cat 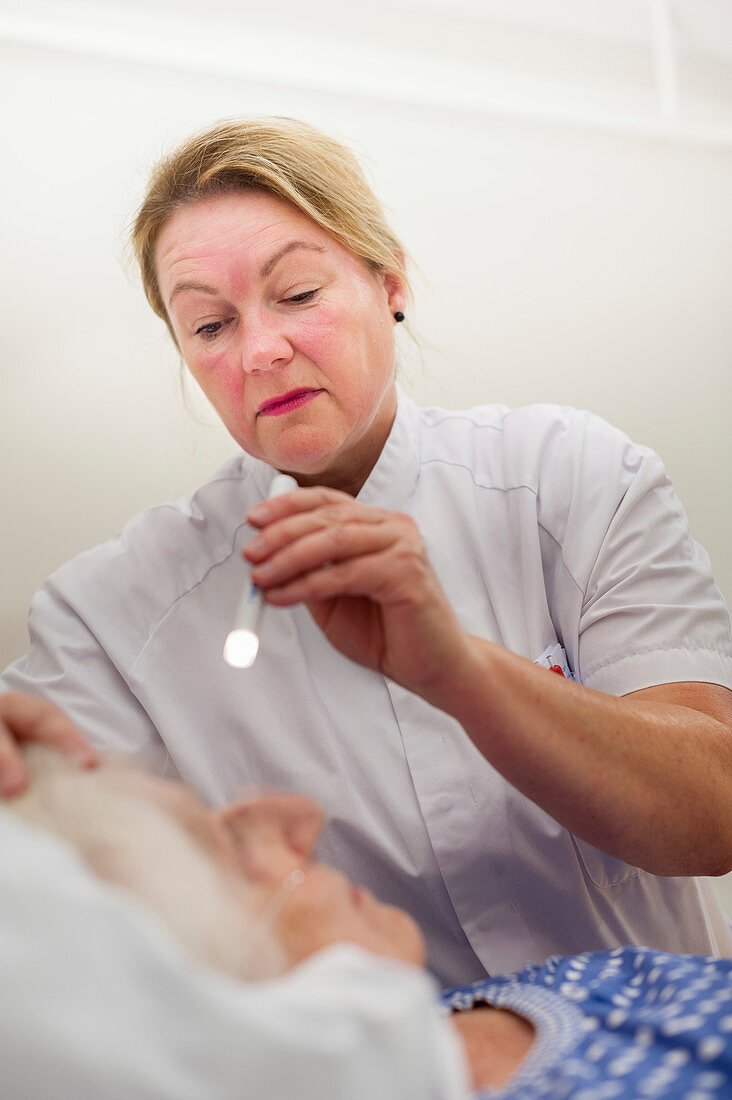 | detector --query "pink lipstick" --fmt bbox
[257,388,322,417]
